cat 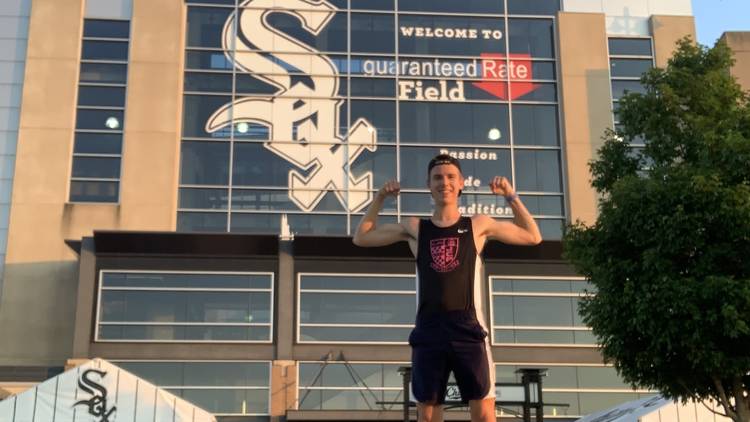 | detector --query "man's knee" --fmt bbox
[417,401,443,422]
